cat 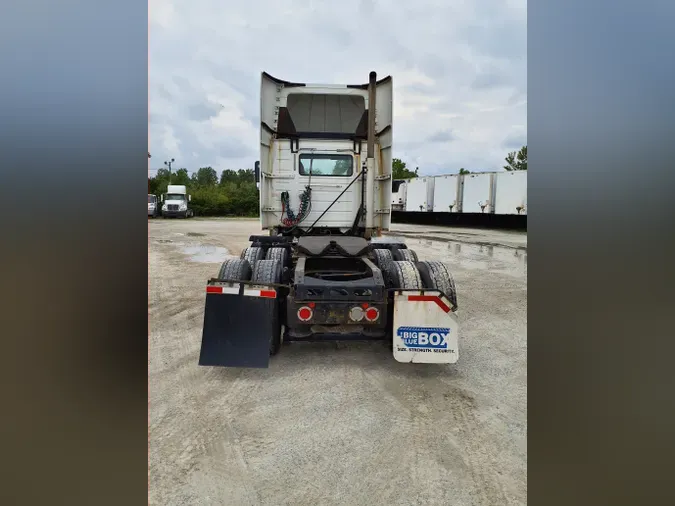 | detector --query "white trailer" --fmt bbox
[494,171,527,215]
[405,176,435,212]
[460,173,495,213]
[432,174,462,212]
